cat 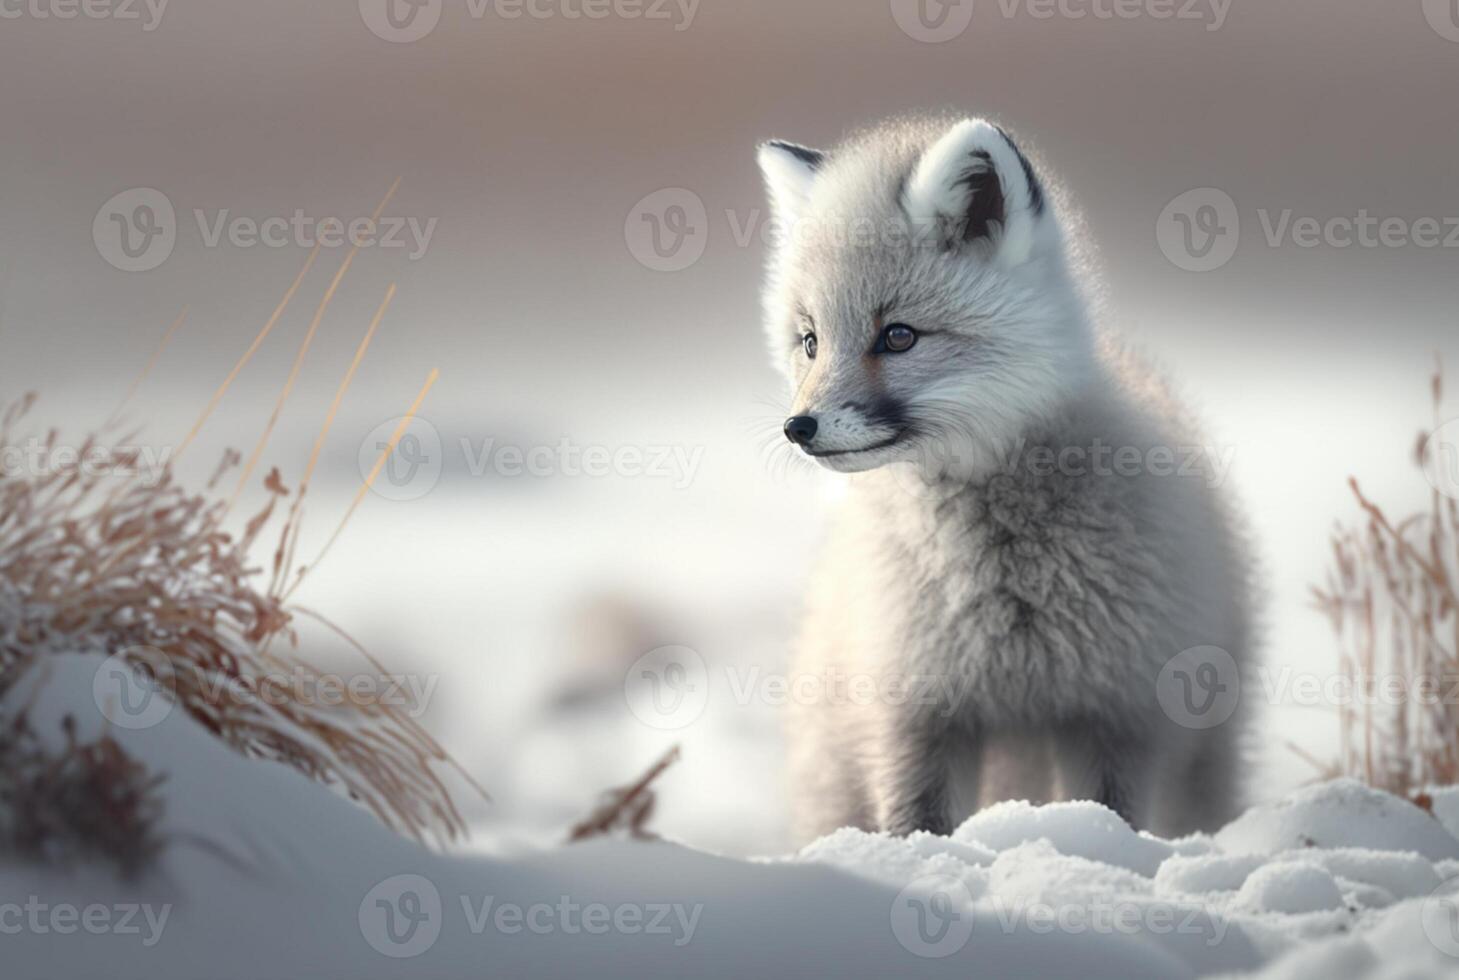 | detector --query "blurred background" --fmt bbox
[1,0,1456,855]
